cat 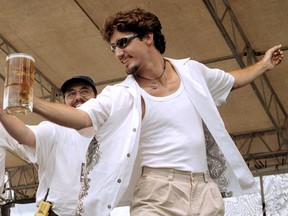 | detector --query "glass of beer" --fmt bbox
[3,53,35,115]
